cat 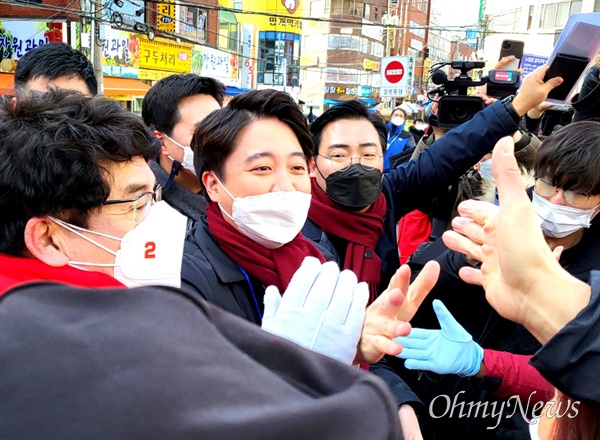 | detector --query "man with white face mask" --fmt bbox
[142,74,225,228]
[391,123,599,439]
[0,90,187,294]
